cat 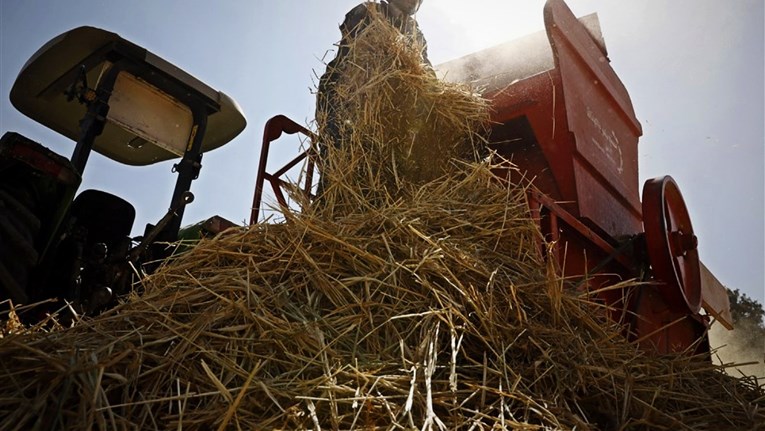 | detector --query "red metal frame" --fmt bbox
[250,115,317,225]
